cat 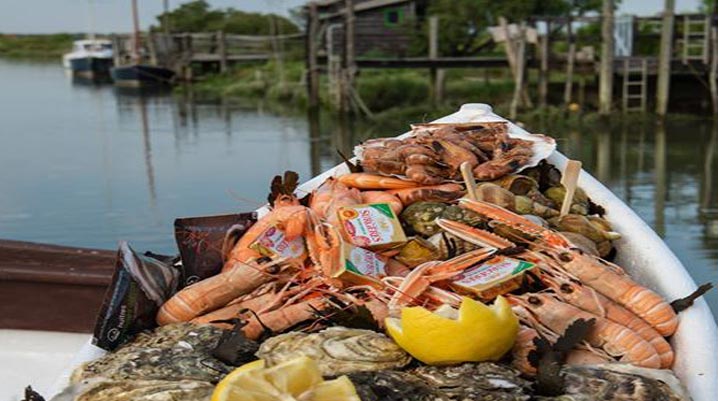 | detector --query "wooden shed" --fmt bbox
[313,0,427,58]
